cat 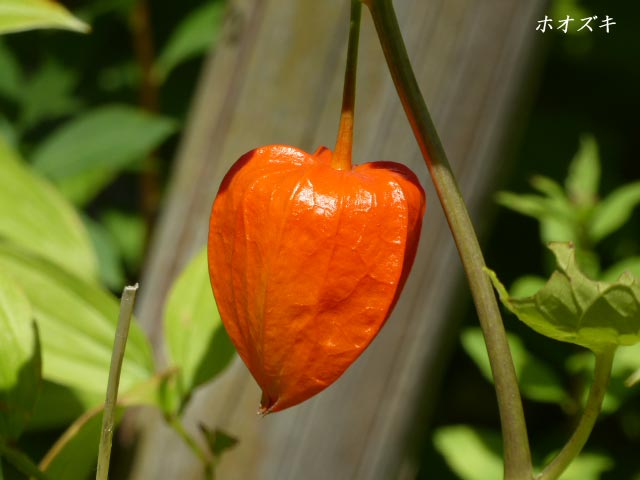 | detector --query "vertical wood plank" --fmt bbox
[130,0,548,478]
